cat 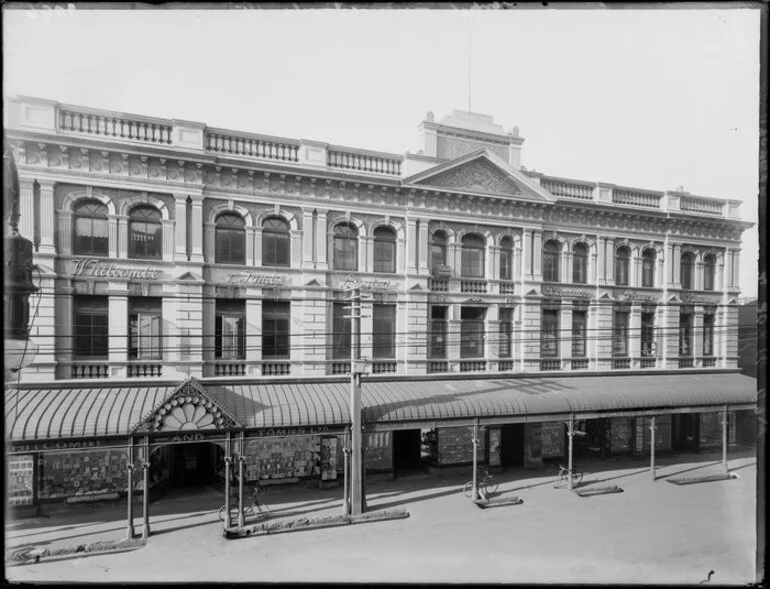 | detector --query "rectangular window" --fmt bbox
[373,304,396,359]
[461,249,484,278]
[461,307,486,358]
[612,308,630,357]
[498,307,513,358]
[429,306,448,359]
[541,309,559,357]
[215,300,246,359]
[642,259,655,288]
[373,241,396,273]
[572,256,587,284]
[499,251,512,281]
[73,296,109,358]
[571,310,587,358]
[641,311,656,357]
[679,308,693,356]
[332,302,351,360]
[615,257,629,286]
[262,302,290,359]
[129,298,162,360]
[542,253,559,283]
[703,313,715,357]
